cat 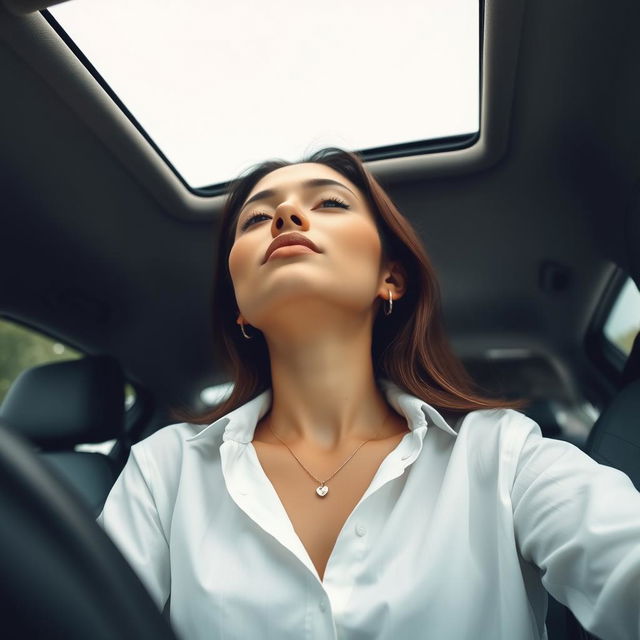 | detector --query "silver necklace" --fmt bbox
[267,411,390,498]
